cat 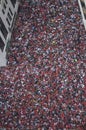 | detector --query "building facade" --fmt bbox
[0,0,20,66]
[78,0,86,29]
